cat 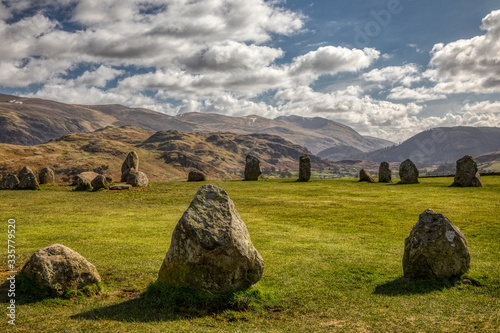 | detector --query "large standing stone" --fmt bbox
[453,155,483,187]
[39,167,55,184]
[126,170,149,187]
[399,159,419,184]
[188,170,206,182]
[91,175,111,190]
[158,185,264,294]
[121,151,139,182]
[359,169,375,183]
[403,209,470,281]
[21,244,101,297]
[244,154,261,181]
[378,162,392,183]
[18,166,40,190]
[0,173,20,190]
[298,154,311,182]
